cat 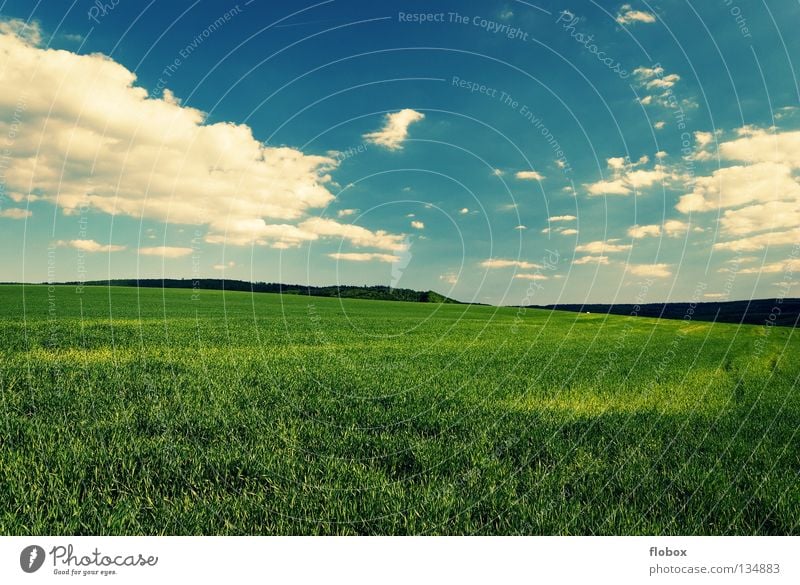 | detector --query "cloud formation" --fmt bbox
[615,4,656,25]
[363,109,424,150]
[0,22,404,253]
[139,246,193,258]
[328,252,400,263]
[56,239,126,252]
[481,258,542,270]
